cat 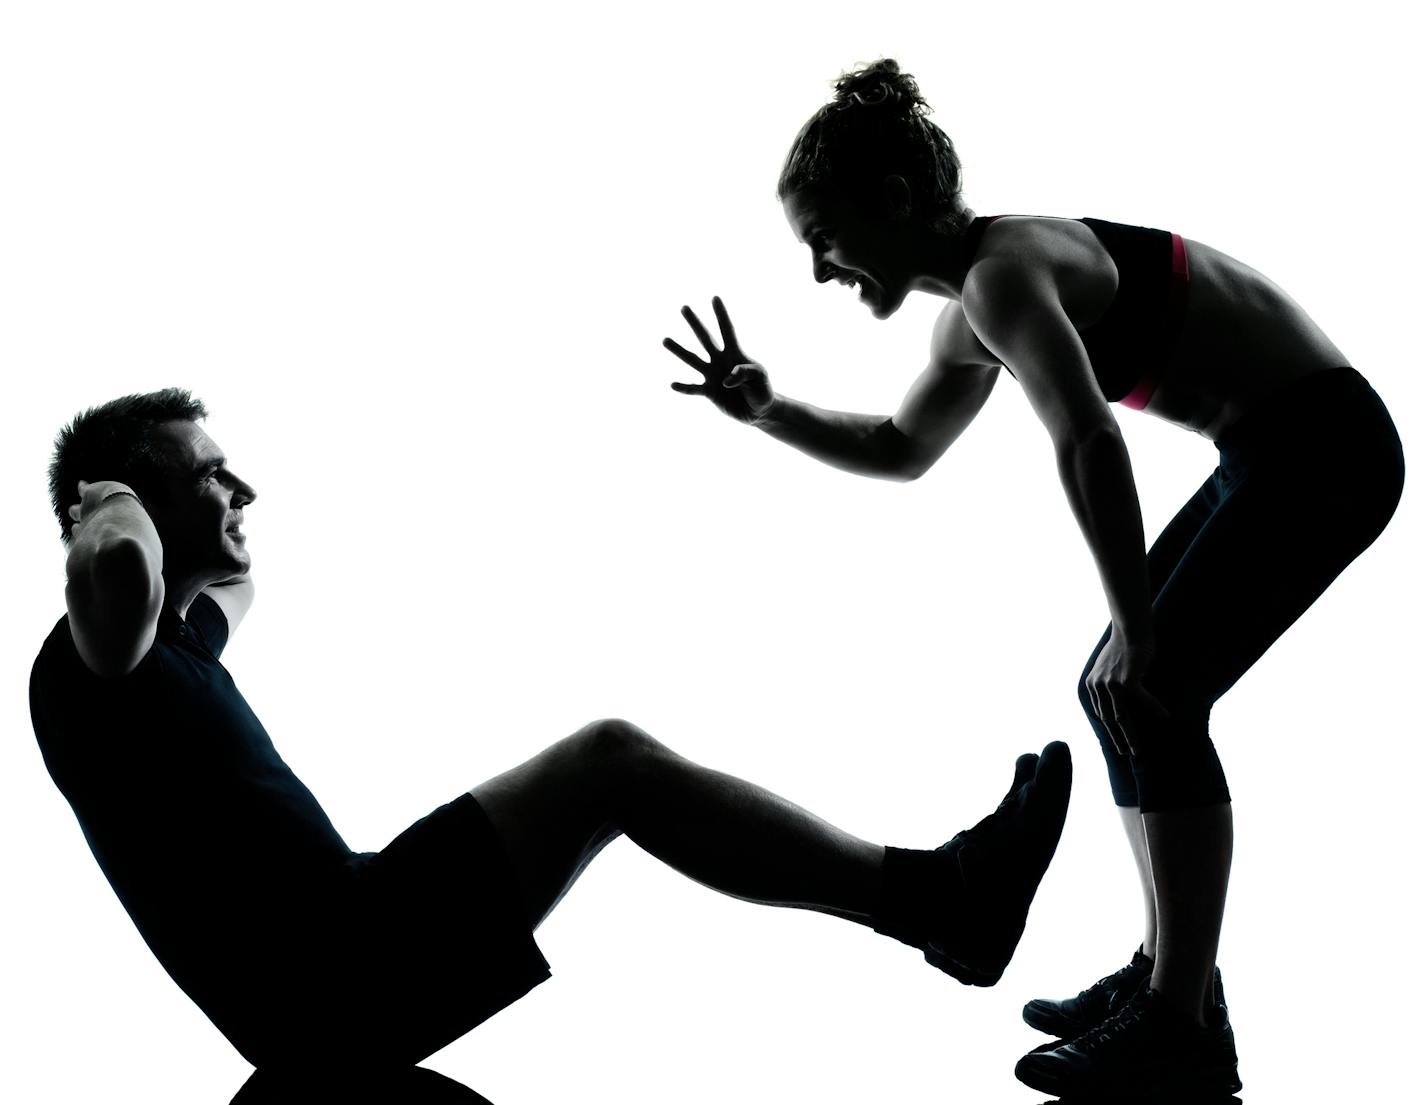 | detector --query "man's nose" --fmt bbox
[232,477,257,506]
